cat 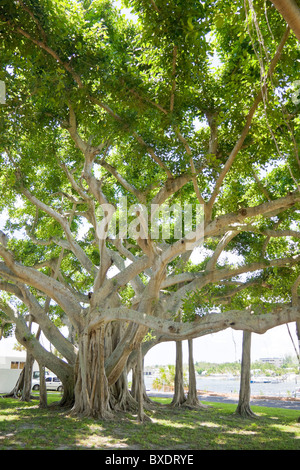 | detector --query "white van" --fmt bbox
[32,376,63,392]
